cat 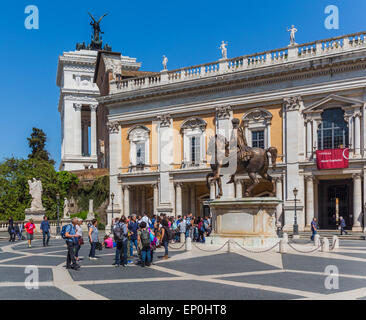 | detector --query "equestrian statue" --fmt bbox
[207,118,278,198]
